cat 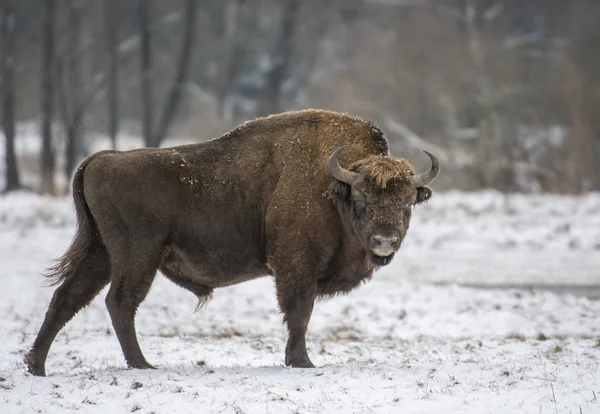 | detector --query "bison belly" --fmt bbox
[160,237,270,289]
